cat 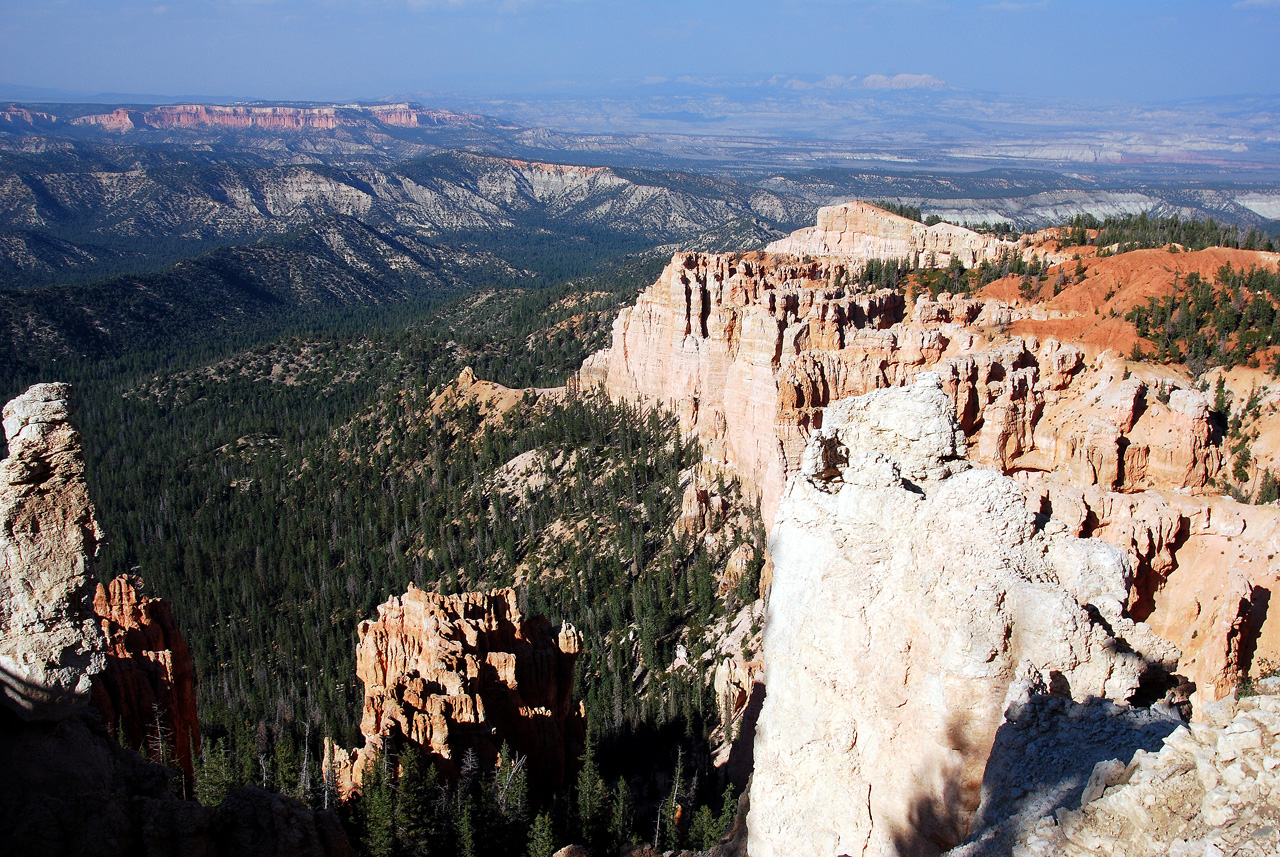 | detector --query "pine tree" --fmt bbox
[457,799,477,857]
[396,746,447,855]
[1258,470,1280,505]
[658,749,685,851]
[575,741,609,851]
[609,778,634,852]
[273,737,300,797]
[527,812,556,857]
[195,738,235,807]
[358,752,396,857]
